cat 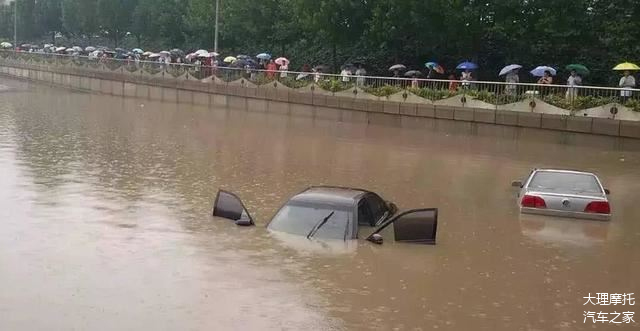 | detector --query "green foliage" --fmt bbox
[624,99,640,112]
[363,85,402,97]
[408,87,456,101]
[542,94,618,110]
[278,77,311,89]
[317,79,353,93]
[469,90,526,105]
[1,0,640,87]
